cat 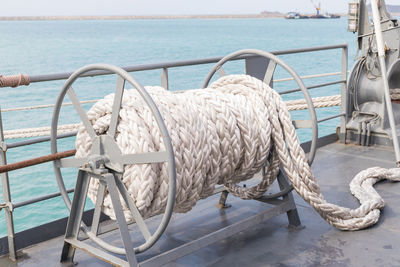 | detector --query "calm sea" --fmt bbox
[0,18,358,236]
